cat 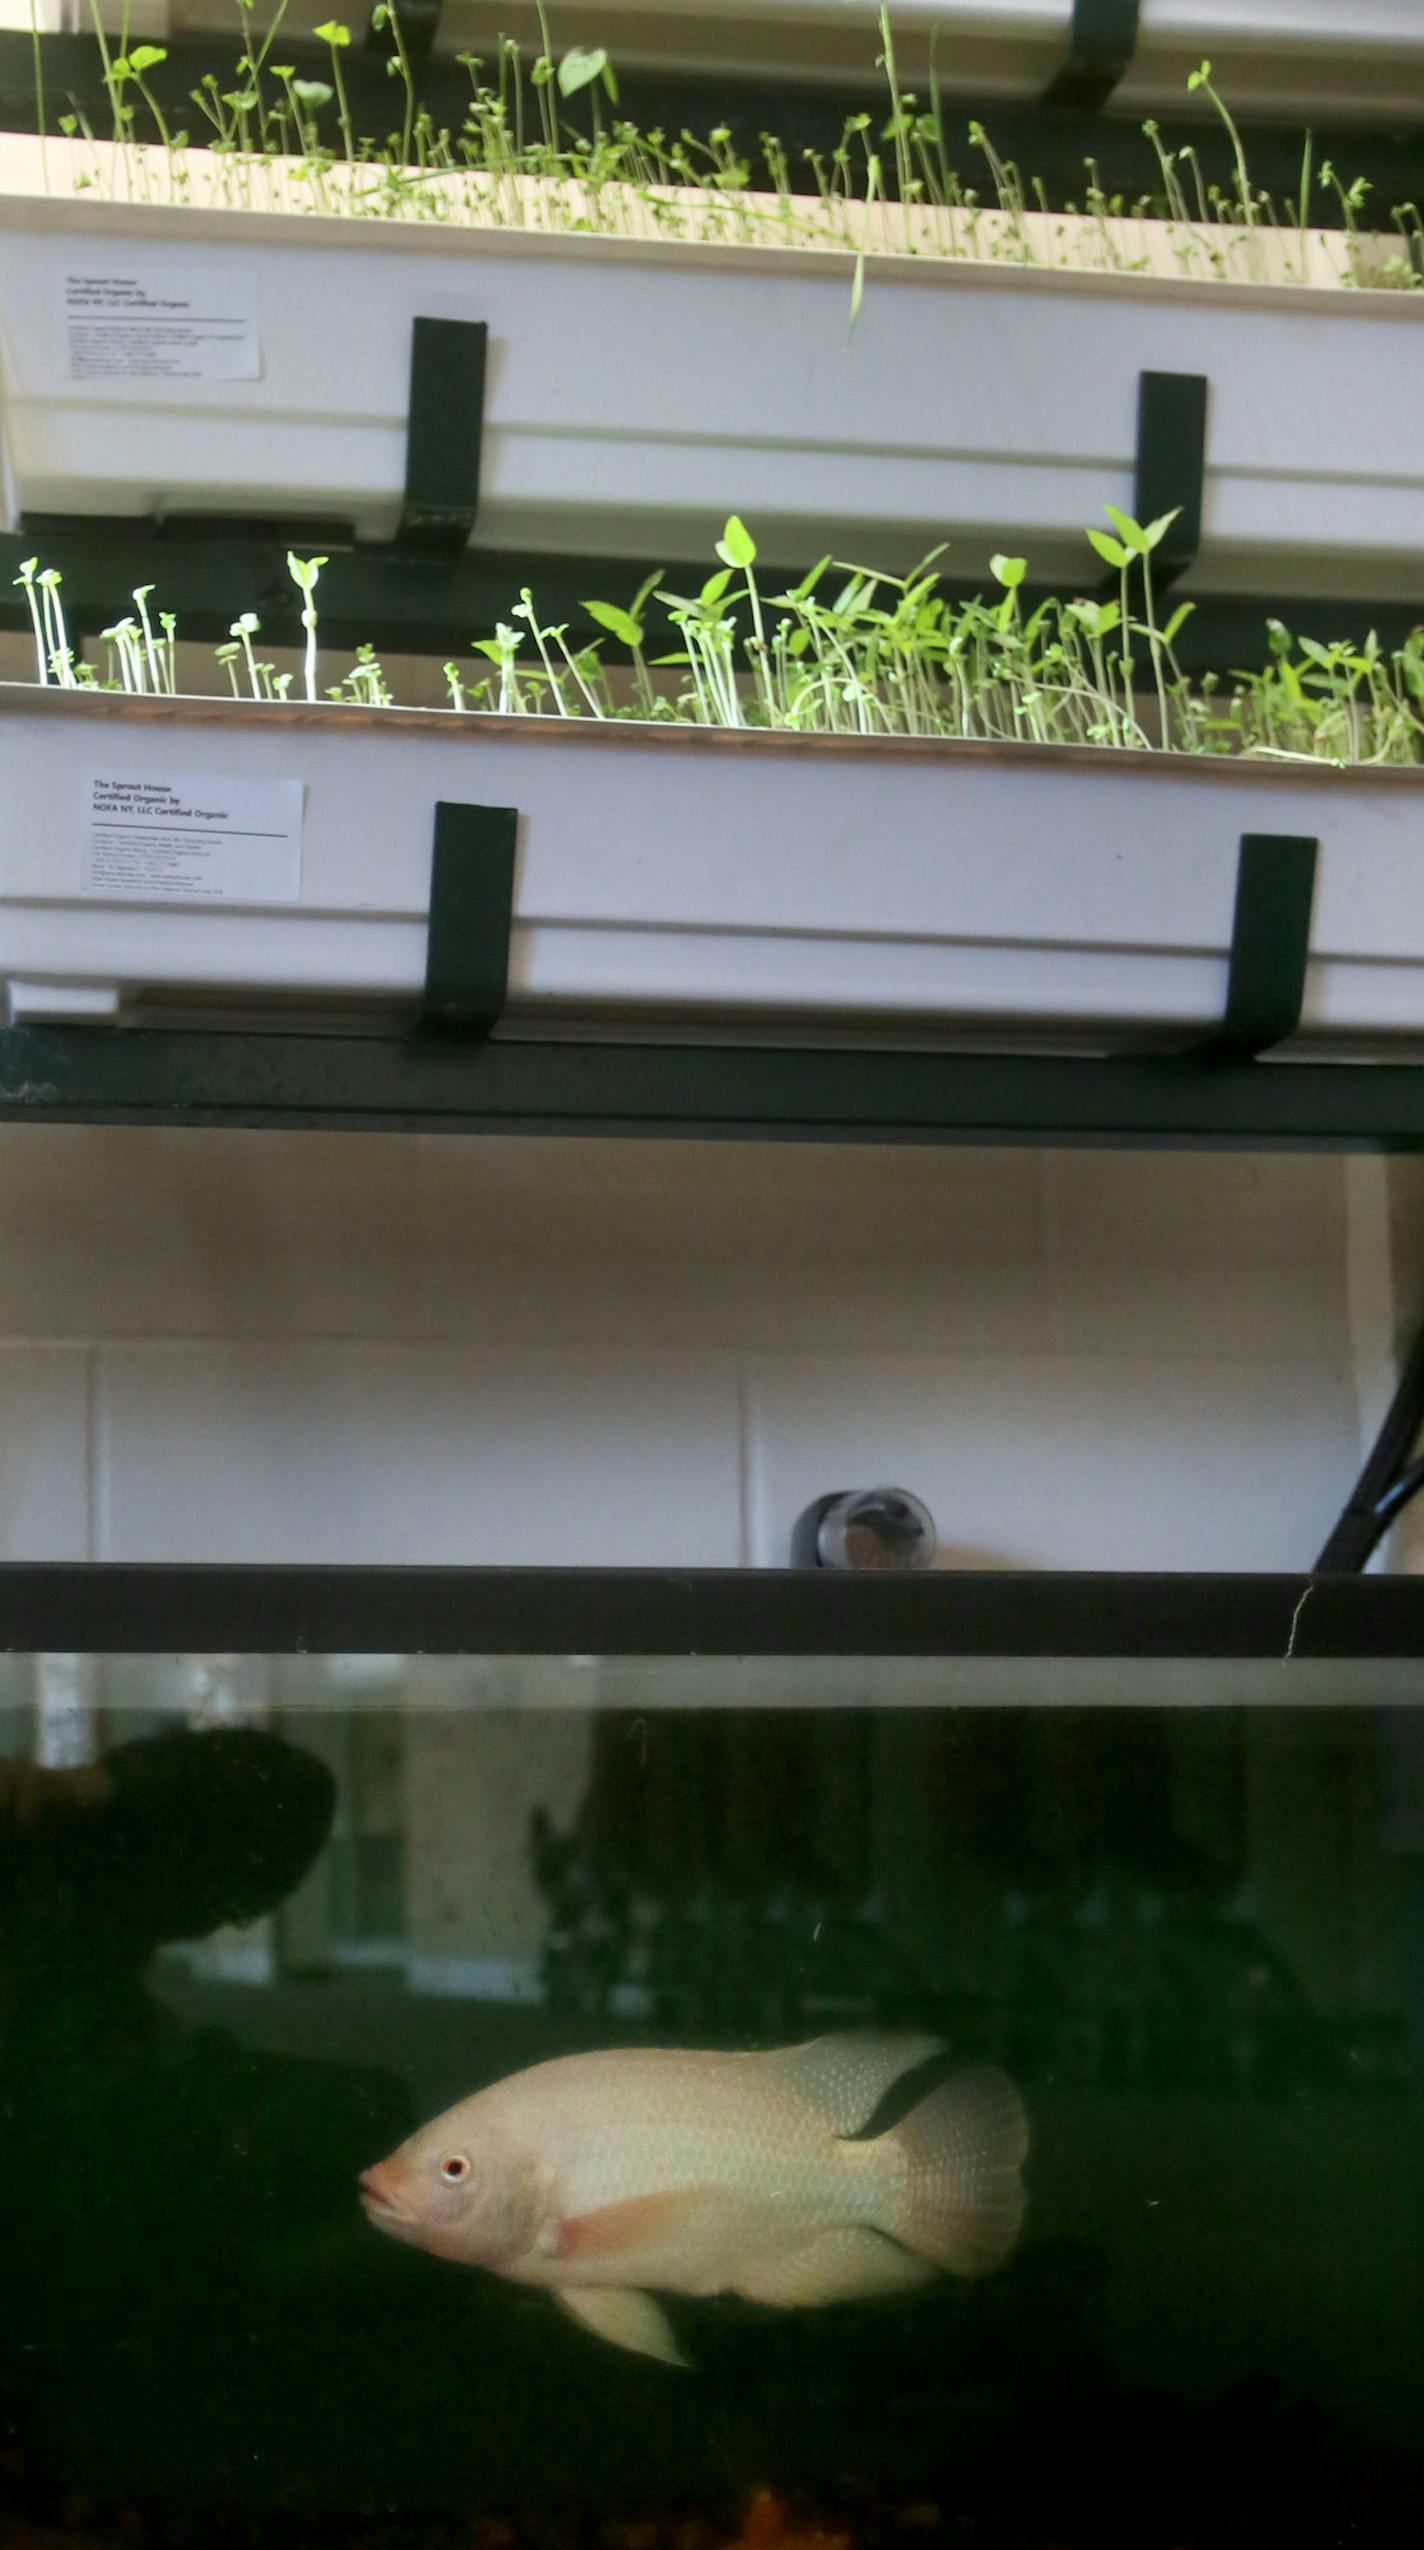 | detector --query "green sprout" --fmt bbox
[16,521,1424,769]
[286,552,327,702]
[312,20,356,163]
[28,21,1418,293]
